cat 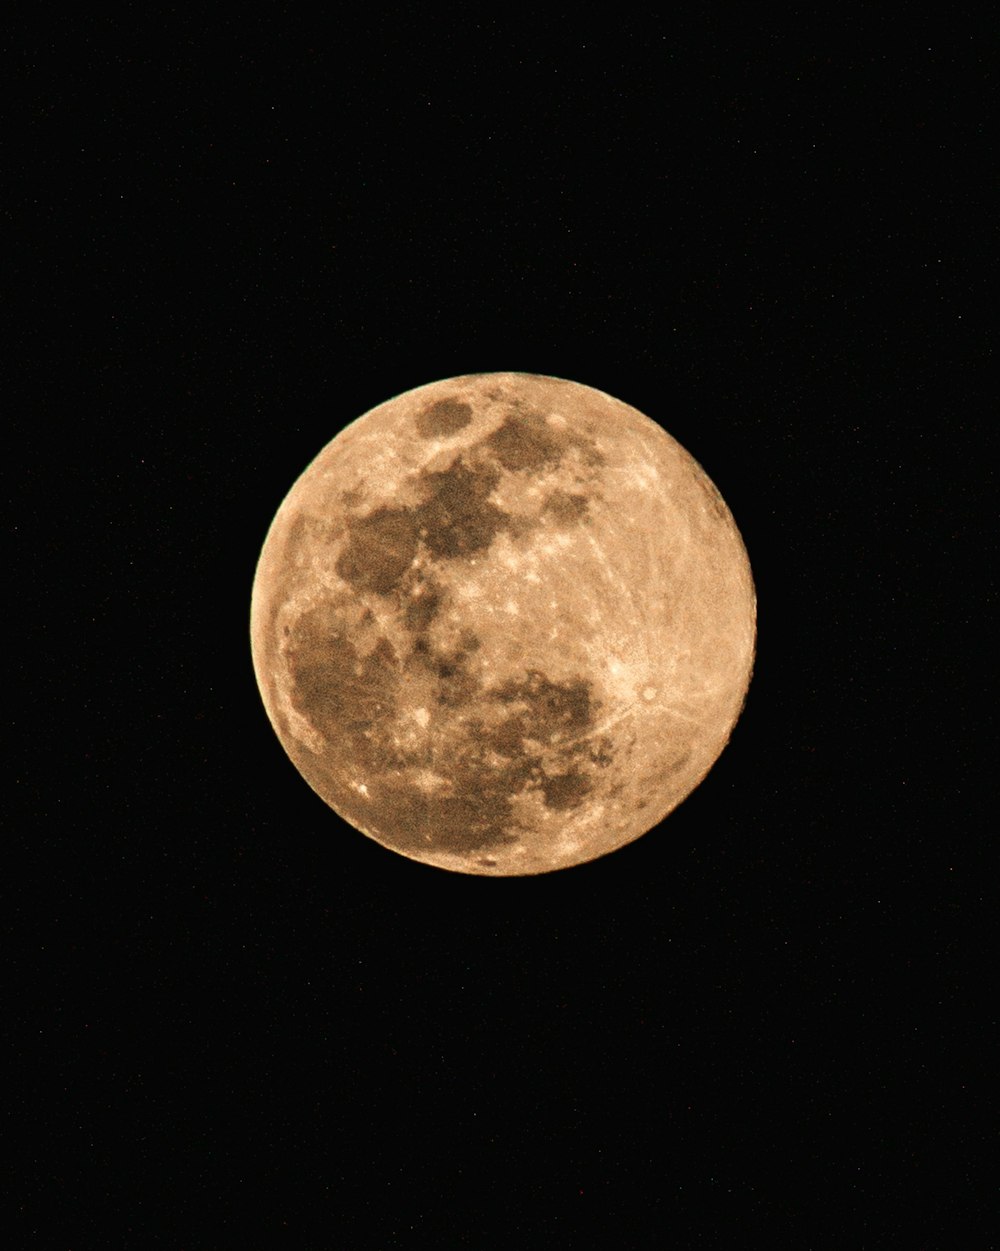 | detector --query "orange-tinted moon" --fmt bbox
[250,373,755,875]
